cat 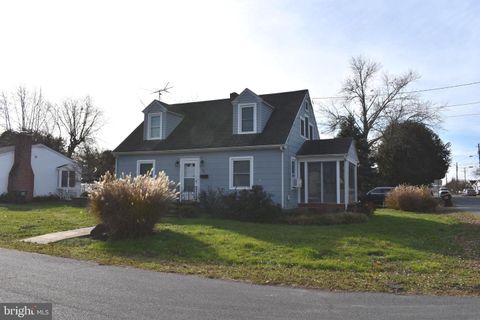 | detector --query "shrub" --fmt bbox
[385,185,437,212]
[174,202,202,218]
[281,208,369,225]
[0,193,14,203]
[33,194,61,202]
[199,186,281,222]
[89,172,177,239]
[198,188,227,217]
